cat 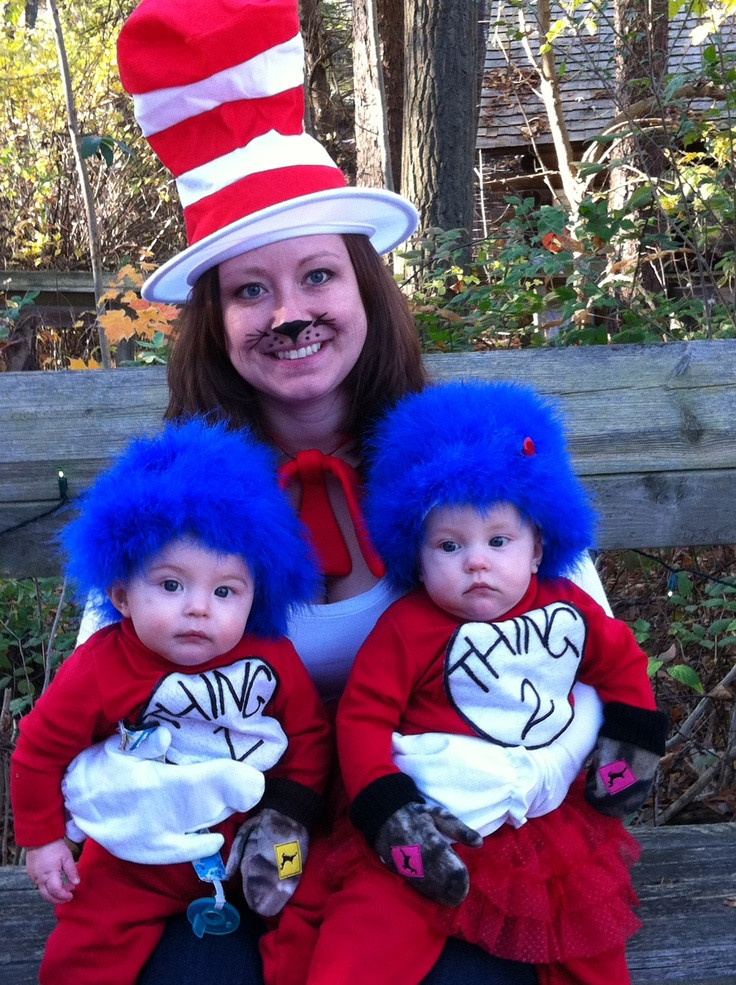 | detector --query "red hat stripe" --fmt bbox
[177,131,341,210]
[131,34,303,137]
[147,89,305,179]
[118,0,300,93]
[184,165,348,244]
